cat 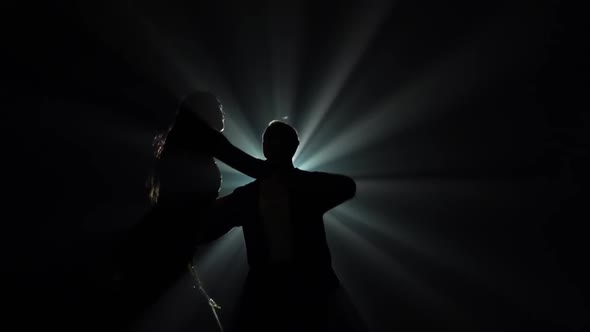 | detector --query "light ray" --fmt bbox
[325,213,460,319]
[293,1,394,163]
[133,229,247,332]
[220,113,263,160]
[331,201,478,278]
[301,13,530,171]
[268,0,304,122]
[194,228,245,275]
[217,173,256,196]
